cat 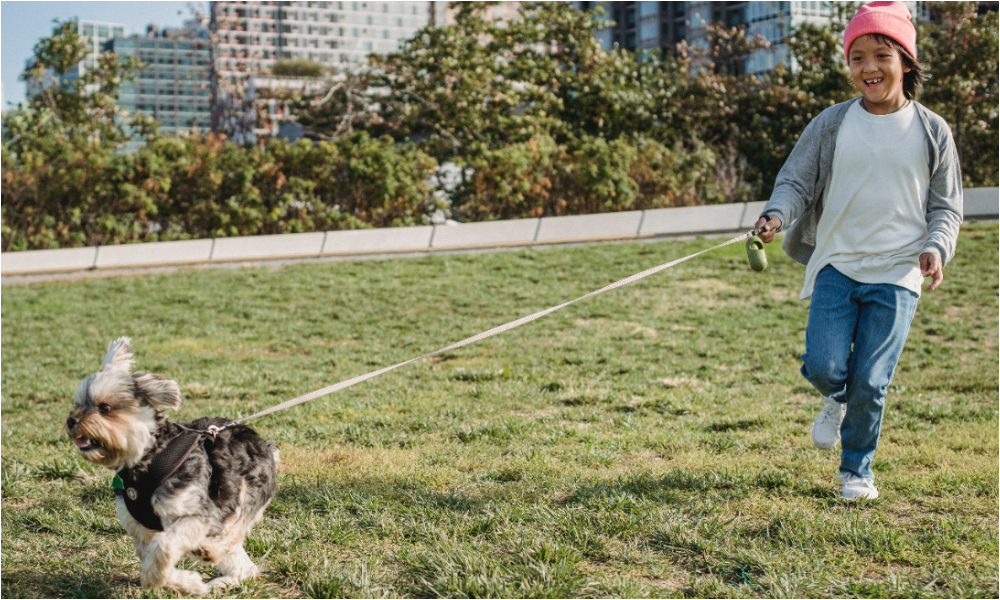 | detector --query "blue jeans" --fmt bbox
[802,265,919,479]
